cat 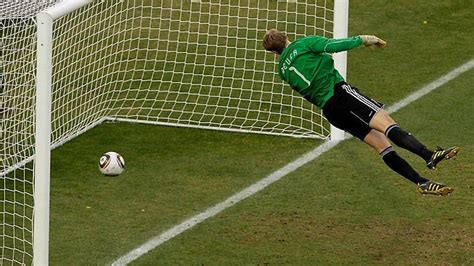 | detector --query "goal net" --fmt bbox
[1,1,63,263]
[1,0,343,263]
[52,0,335,143]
